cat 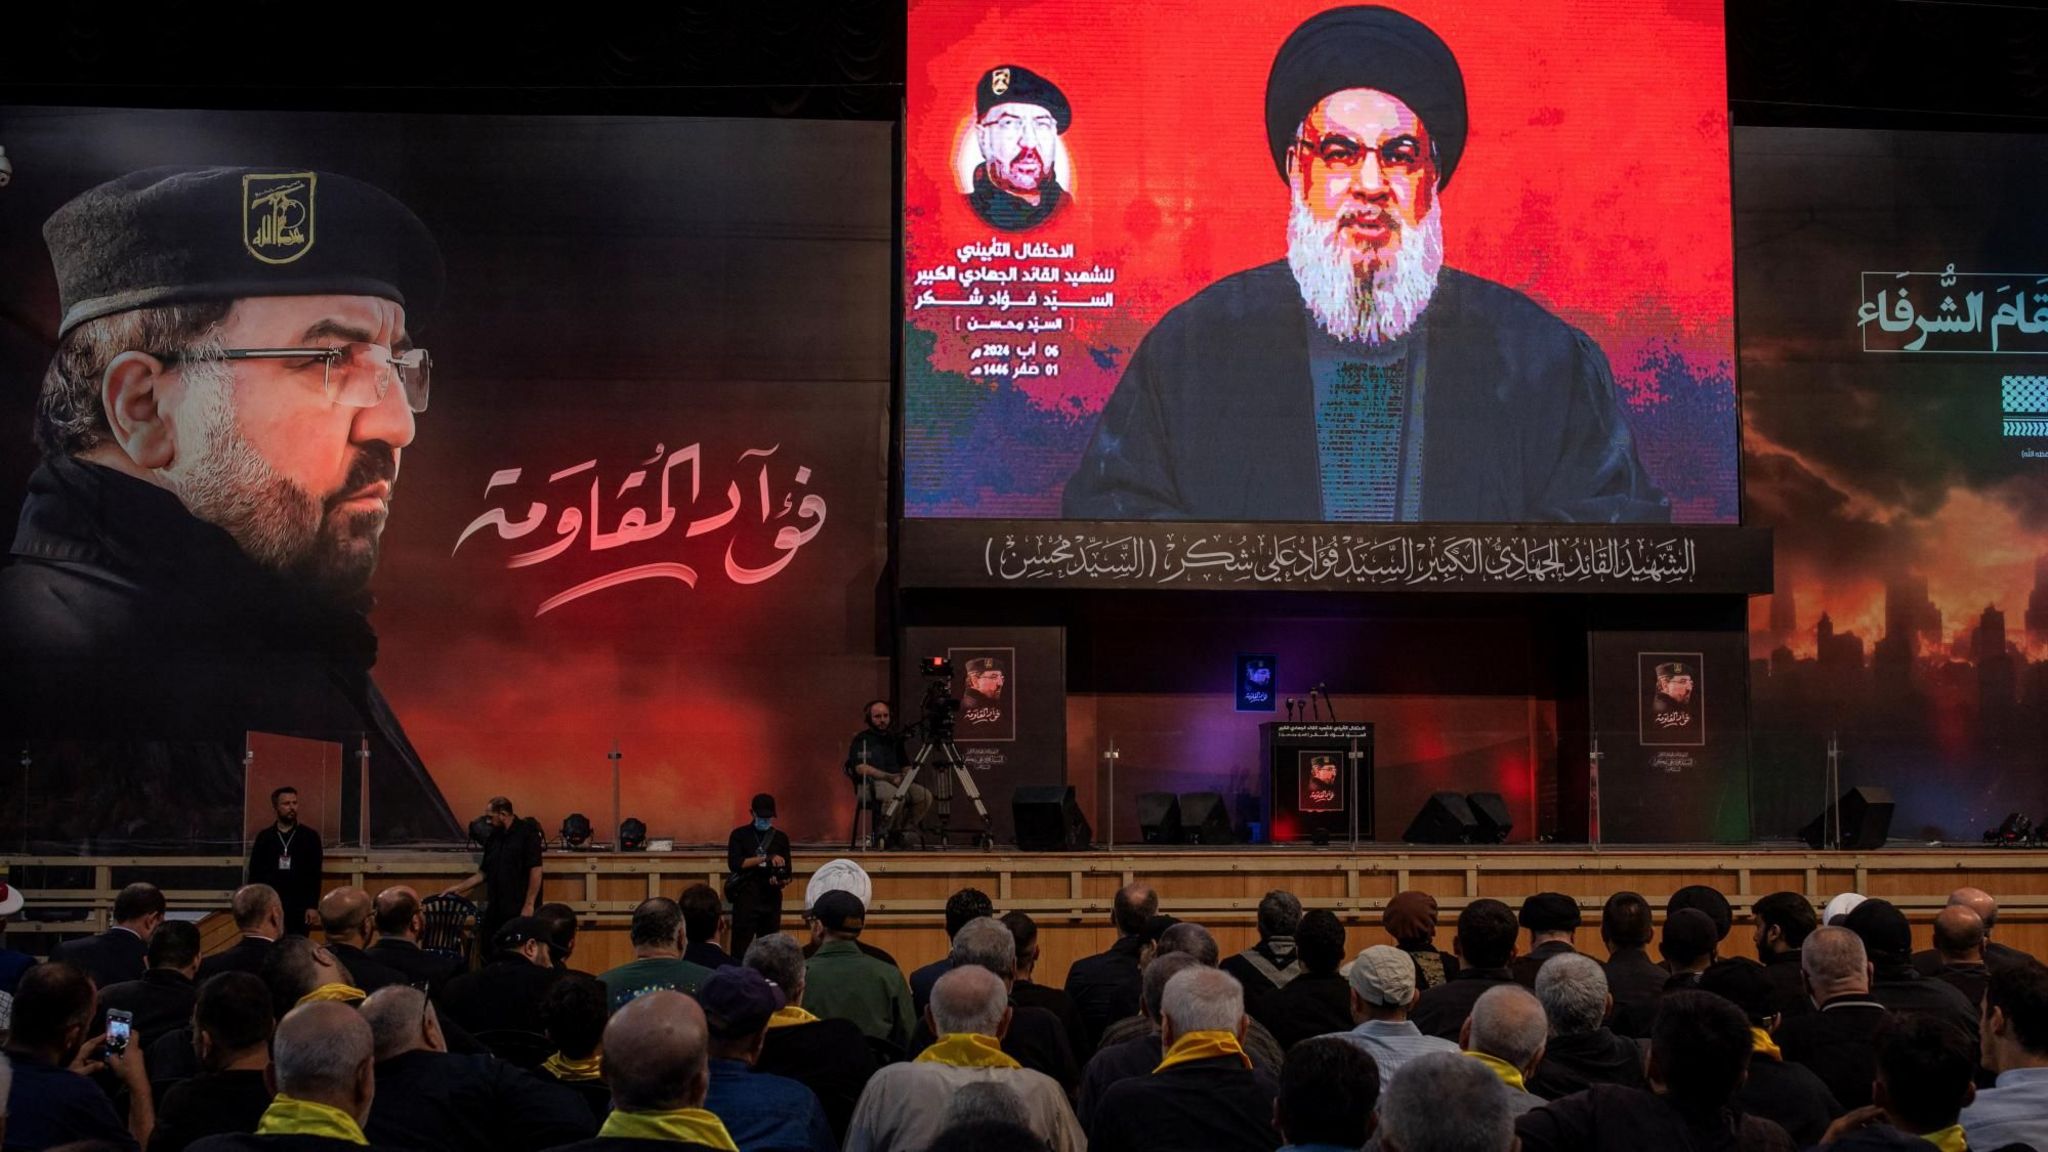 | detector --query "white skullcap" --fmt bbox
[1822,892,1867,926]
[805,858,873,911]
